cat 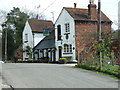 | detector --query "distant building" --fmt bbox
[118,1,120,29]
